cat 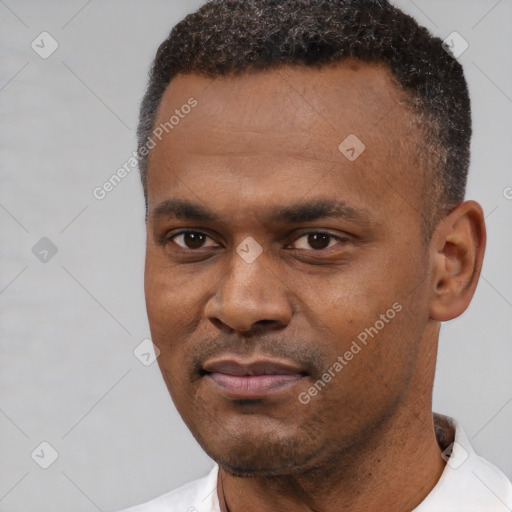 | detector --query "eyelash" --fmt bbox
[164,228,349,251]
